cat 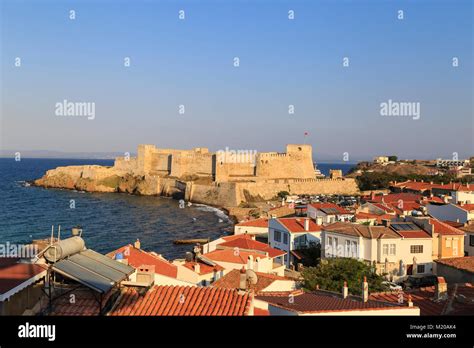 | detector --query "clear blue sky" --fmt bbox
[1,0,472,161]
